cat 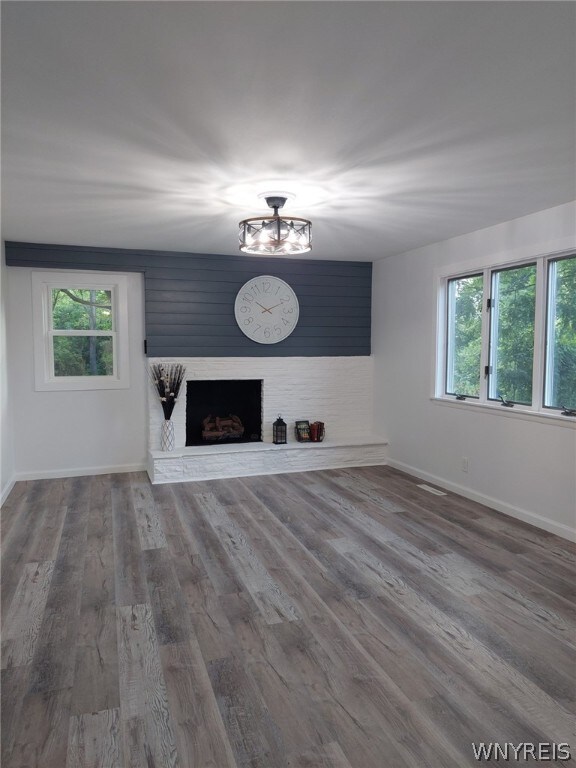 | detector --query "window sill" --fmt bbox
[35,376,129,392]
[431,396,576,428]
